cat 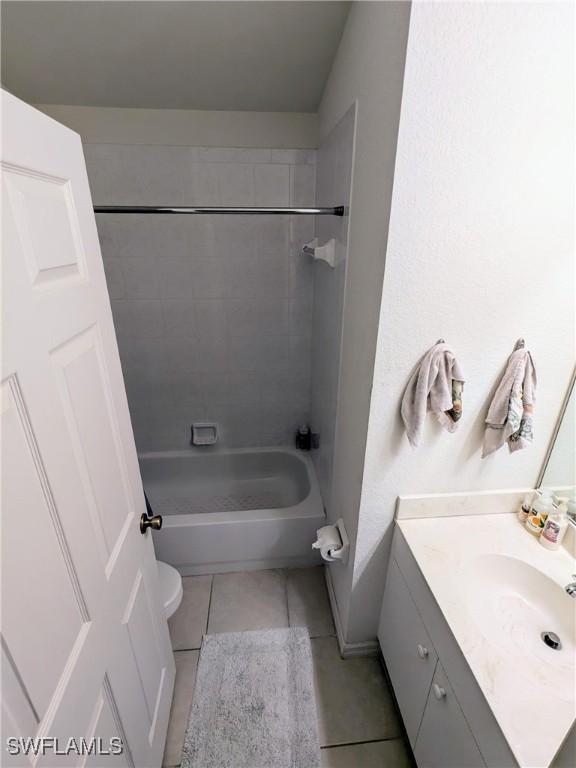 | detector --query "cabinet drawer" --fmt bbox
[379,558,438,746]
[414,661,485,768]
